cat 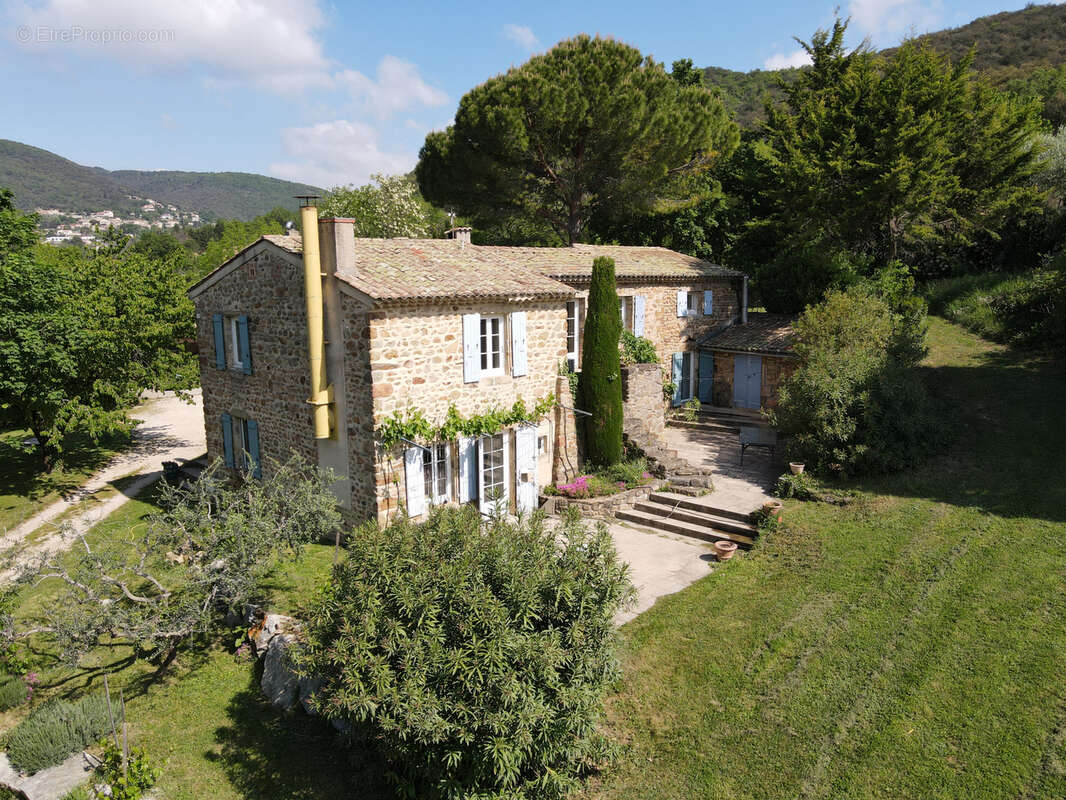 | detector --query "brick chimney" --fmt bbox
[318,217,356,277]
[445,226,472,247]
